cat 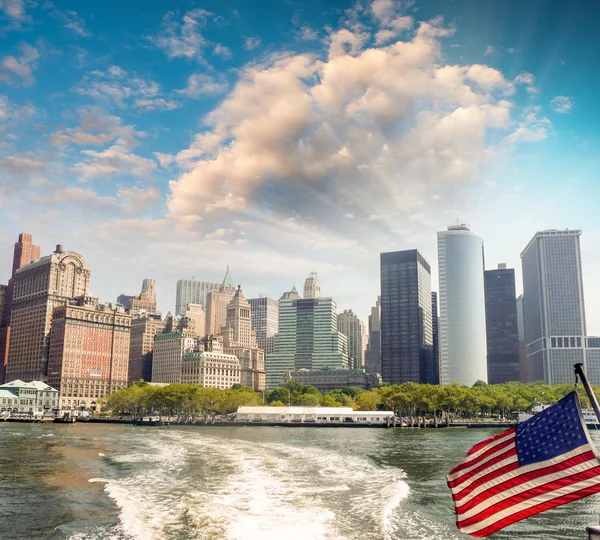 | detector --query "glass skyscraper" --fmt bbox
[248,296,279,354]
[521,229,588,384]
[484,264,520,383]
[438,225,487,386]
[380,249,433,384]
[265,294,348,390]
